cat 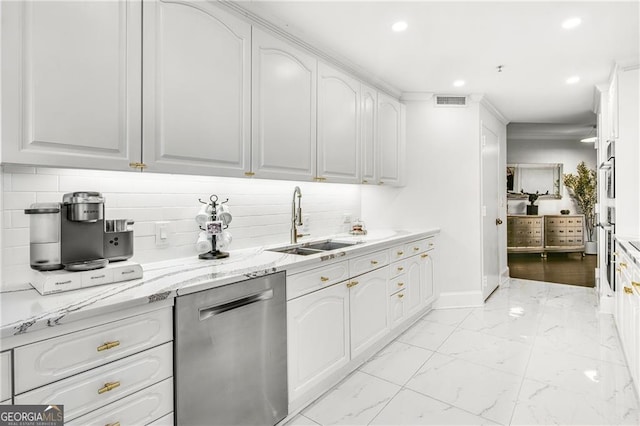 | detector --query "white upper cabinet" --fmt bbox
[142,0,251,177]
[1,0,142,170]
[316,62,360,183]
[377,93,405,186]
[252,28,317,181]
[360,84,378,184]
